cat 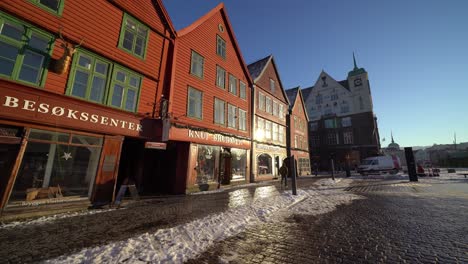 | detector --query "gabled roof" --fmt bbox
[247,55,270,81]
[247,54,290,104]
[286,87,310,122]
[177,3,253,85]
[301,86,314,100]
[285,87,299,107]
[154,0,177,38]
